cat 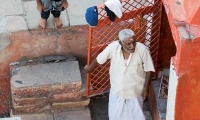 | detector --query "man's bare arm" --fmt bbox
[141,71,152,101]
[84,59,99,73]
